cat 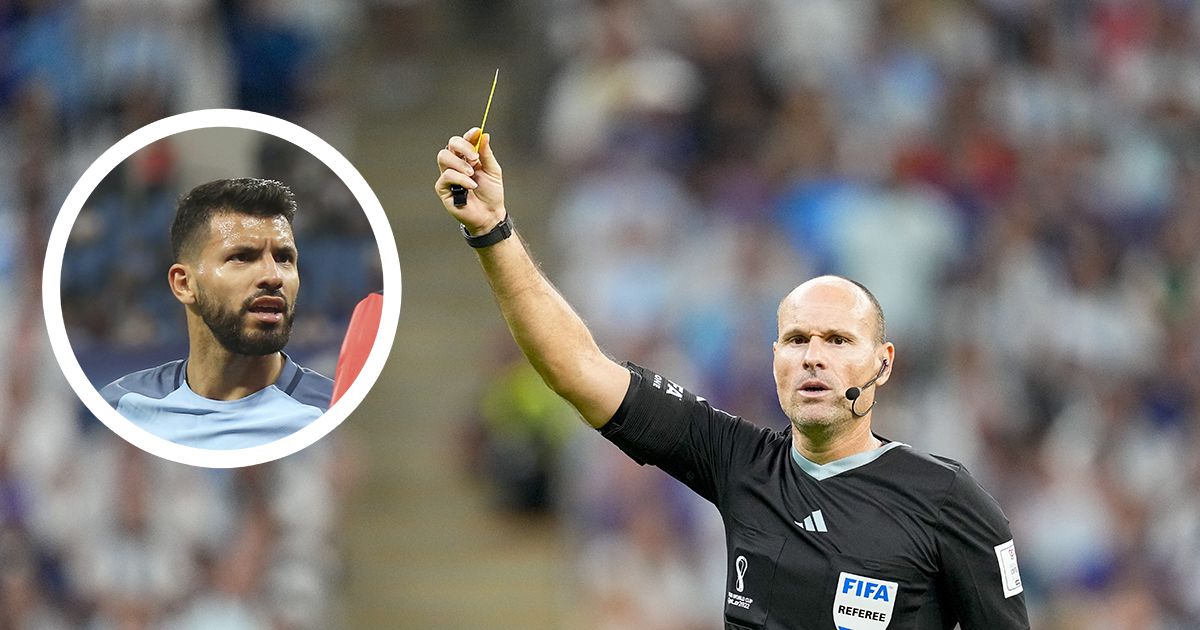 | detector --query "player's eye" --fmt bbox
[788,335,807,345]
[228,252,250,262]
[831,336,848,345]
[275,252,295,264]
